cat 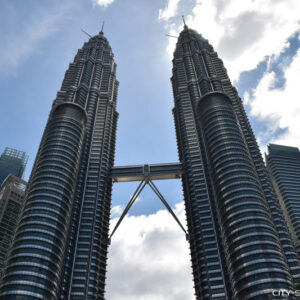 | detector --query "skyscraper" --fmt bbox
[266,144,300,257]
[171,25,300,299]
[0,148,28,186]
[0,175,27,277]
[1,22,299,300]
[0,29,118,300]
